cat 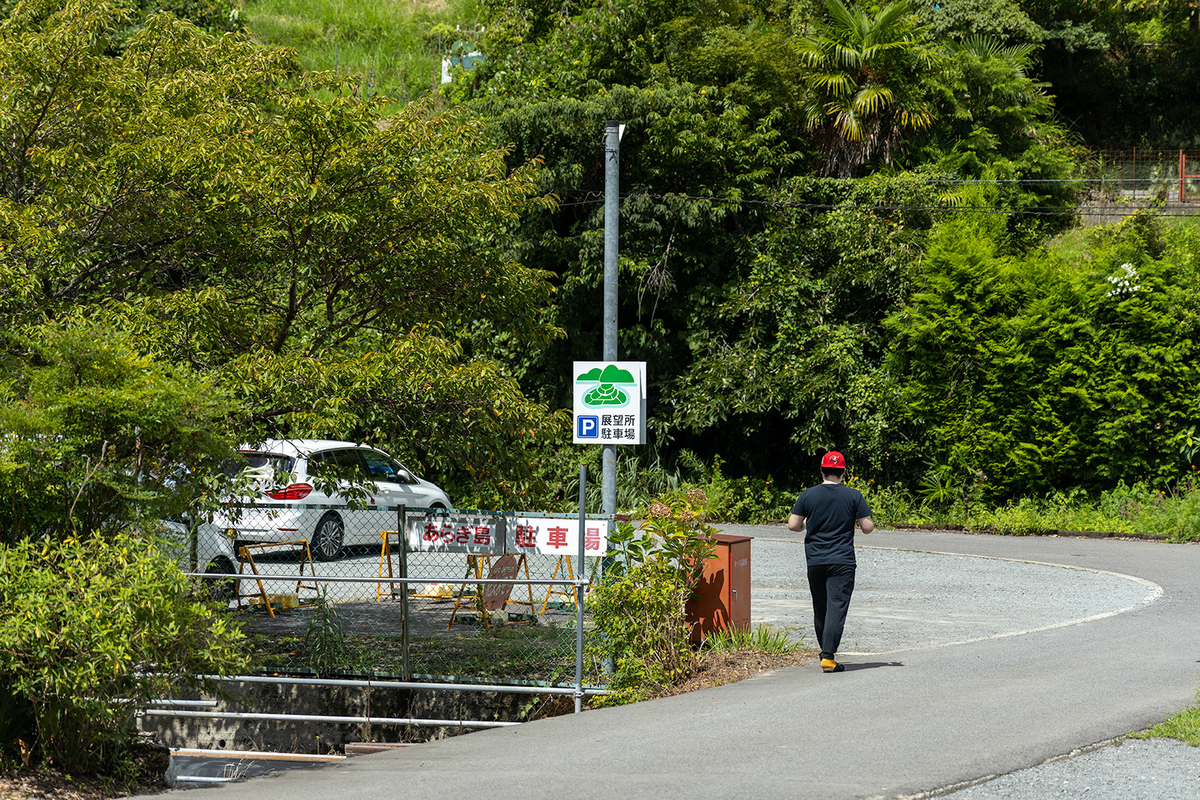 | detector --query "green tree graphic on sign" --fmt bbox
[577,365,636,407]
